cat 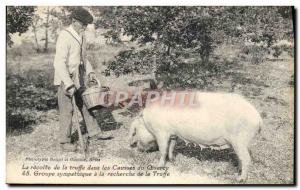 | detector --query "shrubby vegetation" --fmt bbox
[6,41,57,133]
[7,6,35,47]
[7,67,57,132]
